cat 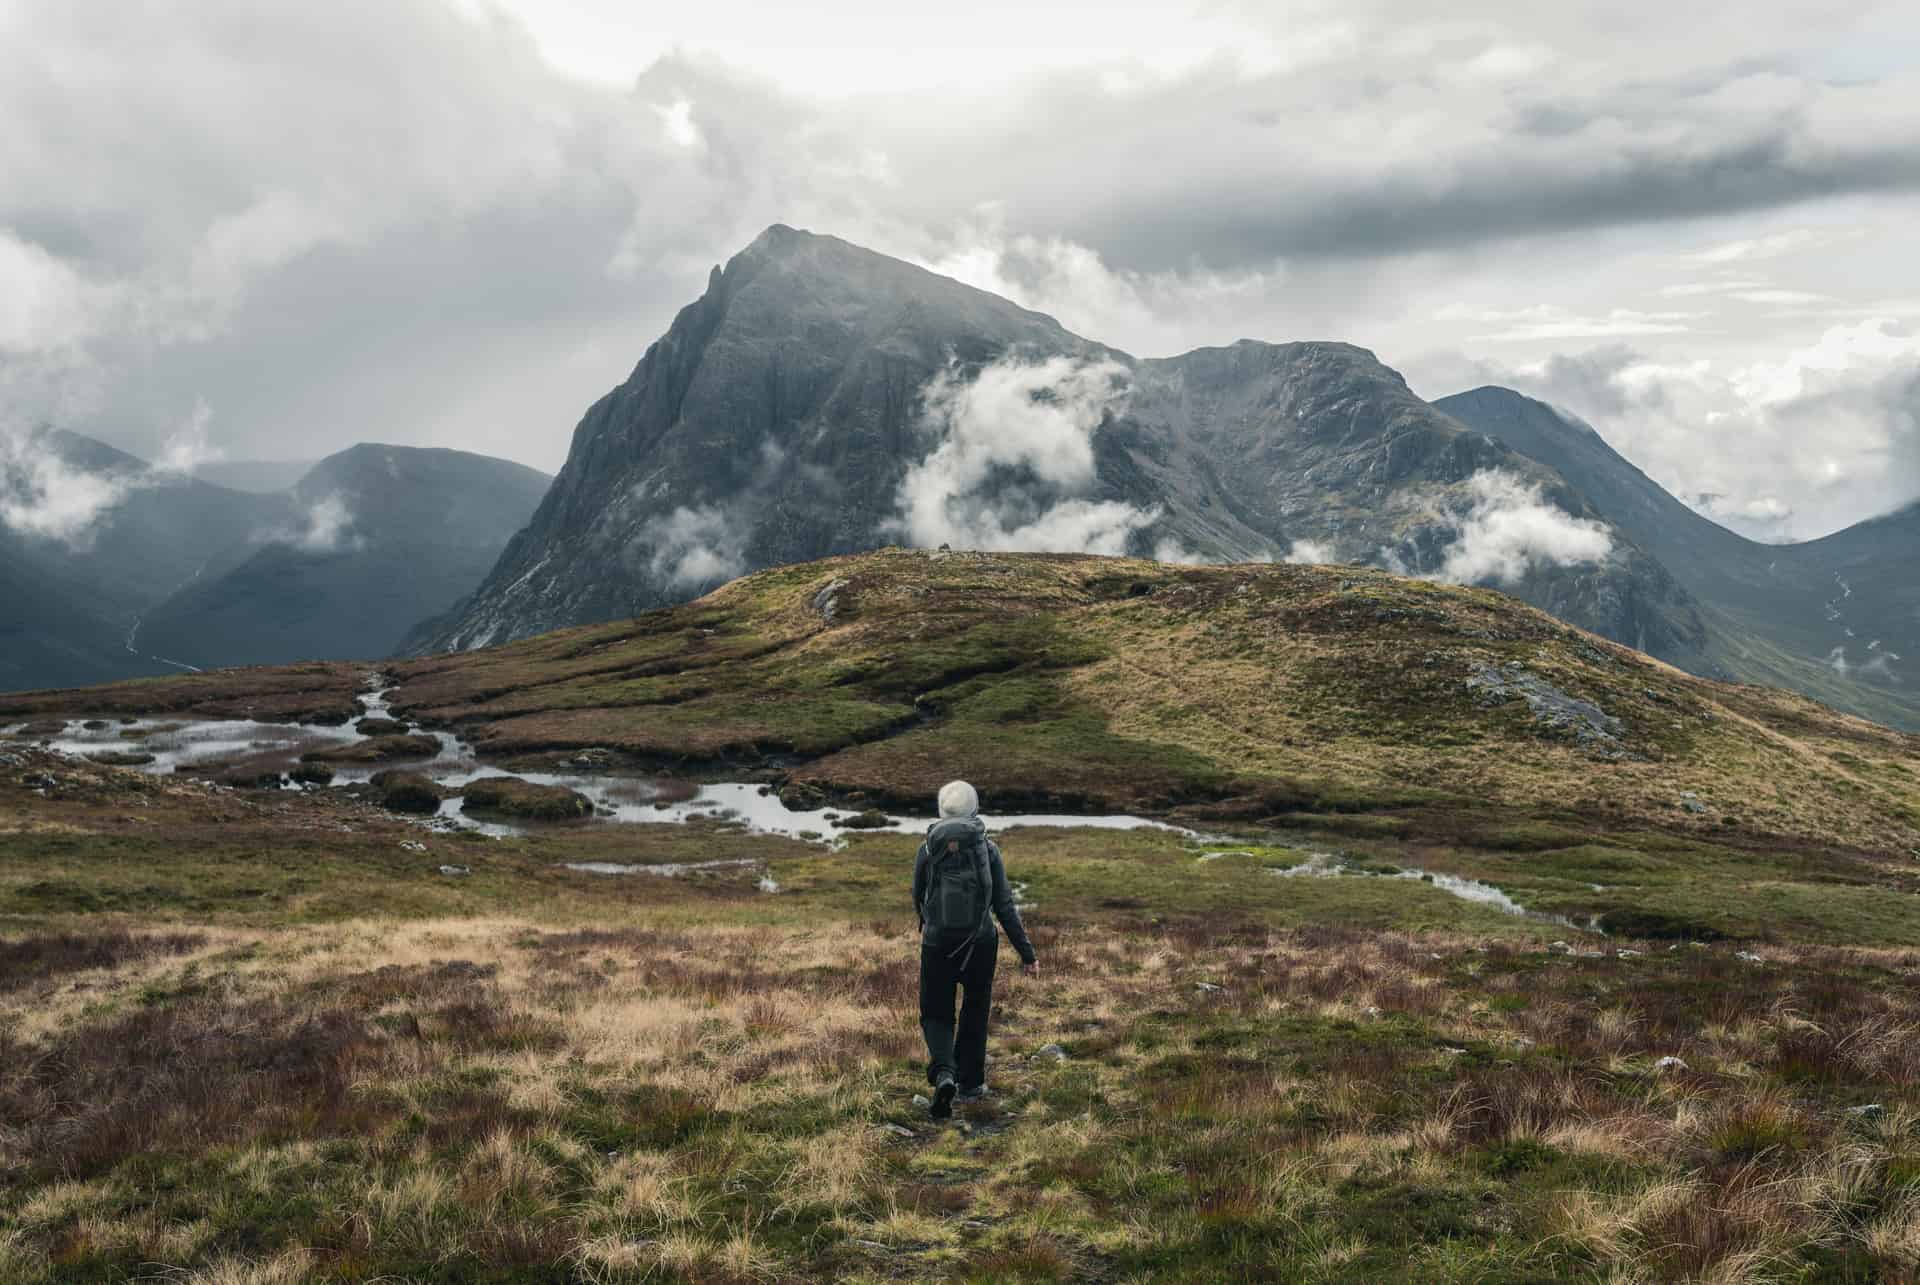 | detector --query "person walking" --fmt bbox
[913,779,1039,1119]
